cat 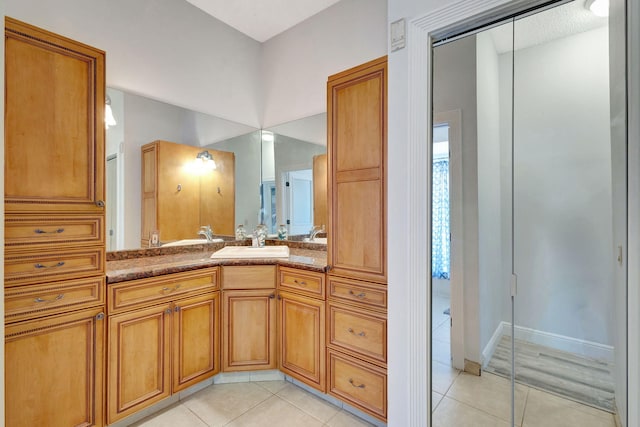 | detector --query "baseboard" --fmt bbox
[482,321,615,364]
[482,321,507,368]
